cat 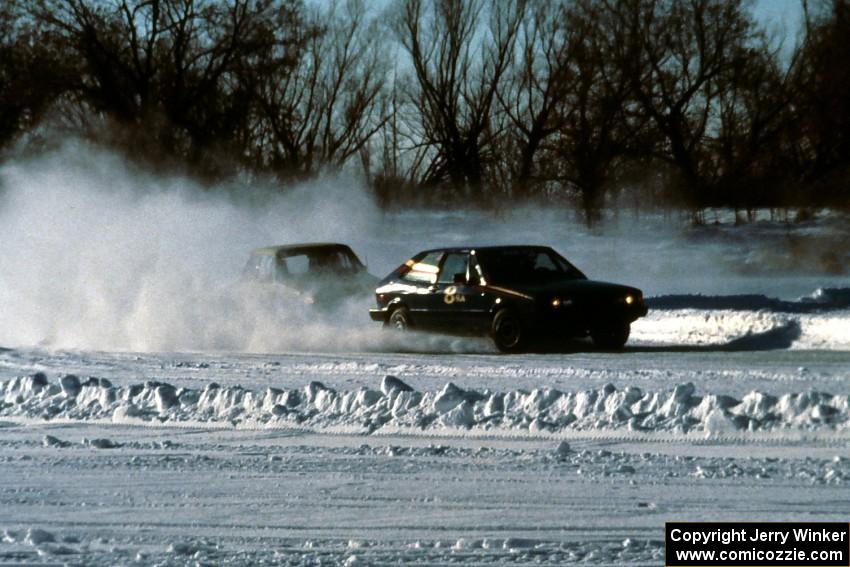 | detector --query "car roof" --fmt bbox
[417,245,555,255]
[250,243,353,256]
